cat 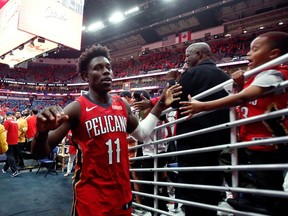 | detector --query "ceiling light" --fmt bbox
[279,21,284,25]
[88,21,105,31]
[124,7,139,15]
[109,12,125,23]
